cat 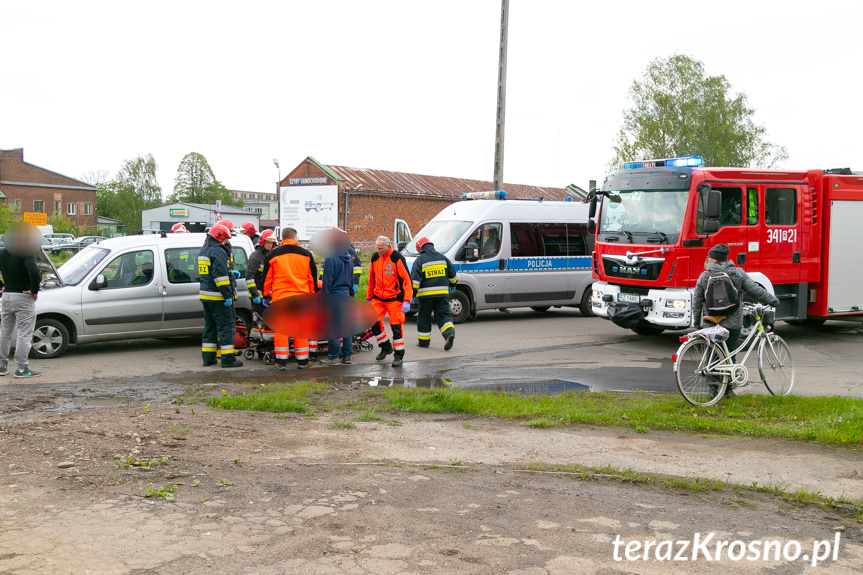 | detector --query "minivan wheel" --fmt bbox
[579,289,596,317]
[31,318,70,359]
[449,290,471,324]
